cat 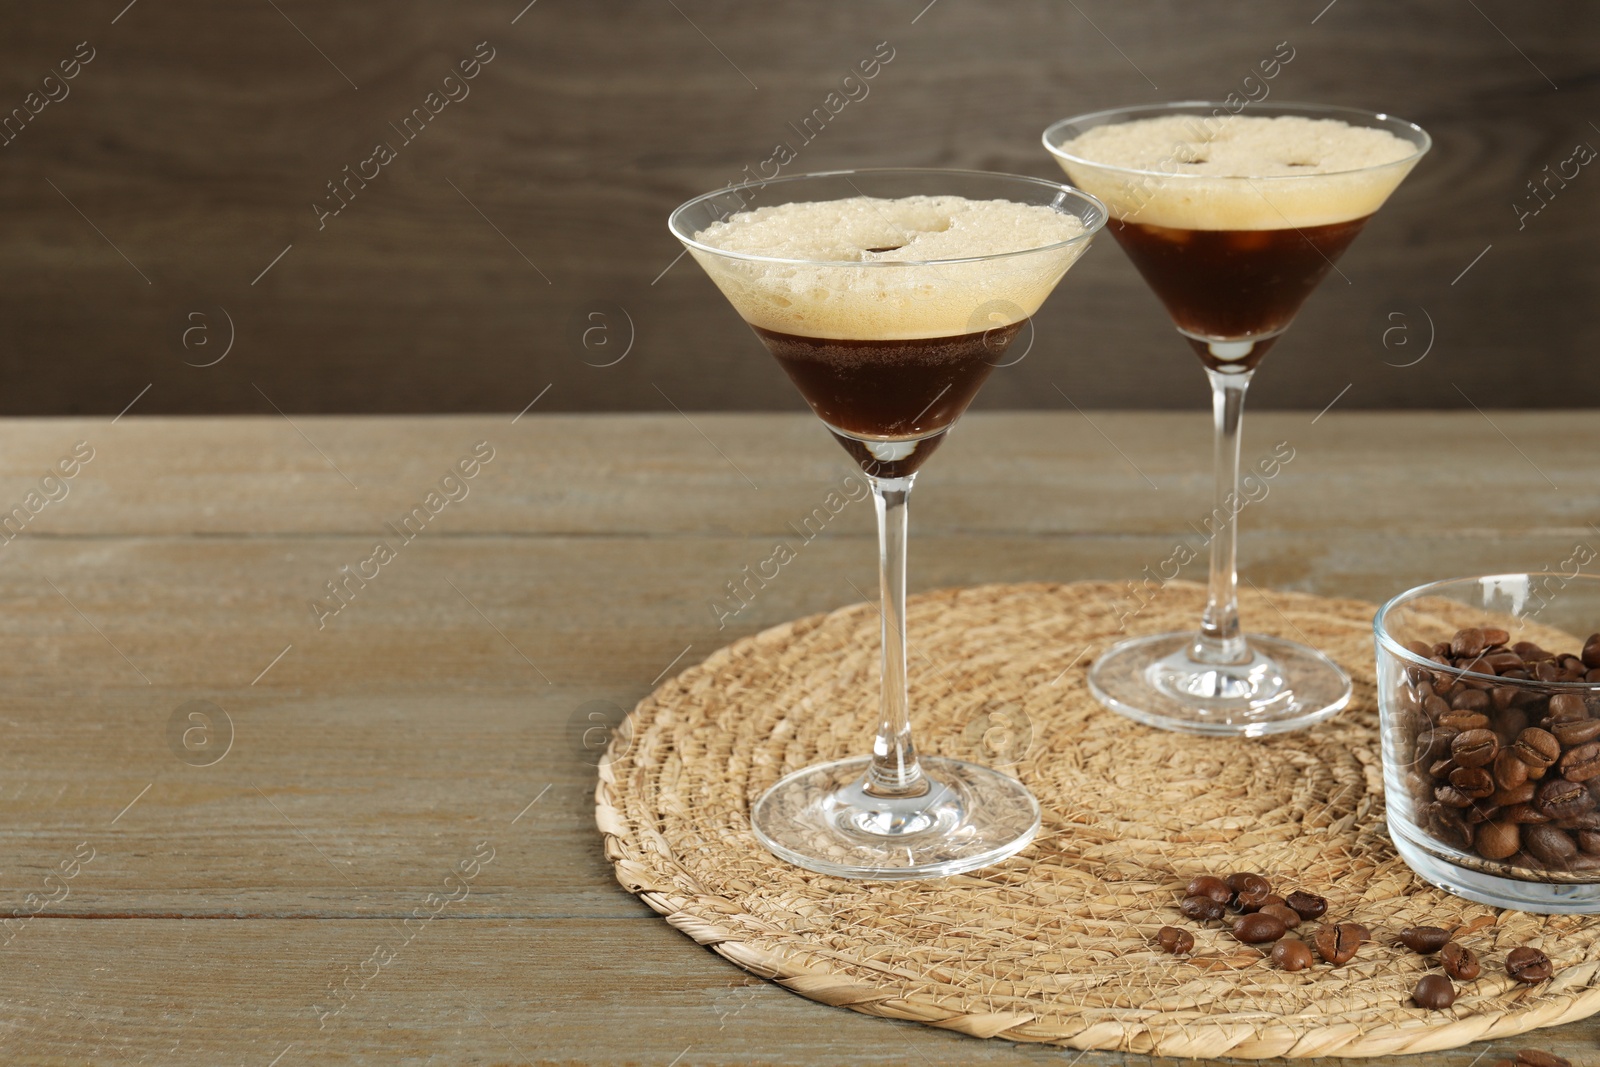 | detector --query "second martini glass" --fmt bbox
[670,169,1105,878]
[1045,102,1430,735]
